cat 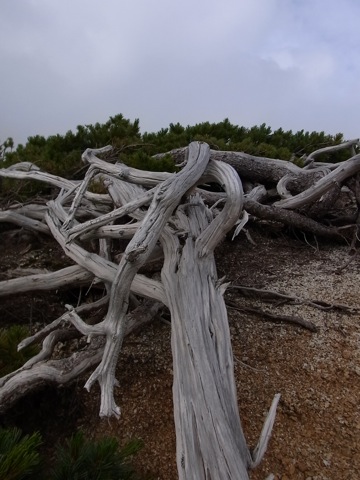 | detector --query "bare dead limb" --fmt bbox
[0,210,50,234]
[304,138,360,166]
[275,153,360,209]
[0,299,162,413]
[0,265,94,297]
[155,144,360,235]
[229,285,359,313]
[60,142,213,419]
[244,198,344,240]
[3,139,359,479]
[17,295,110,351]
[227,302,318,332]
